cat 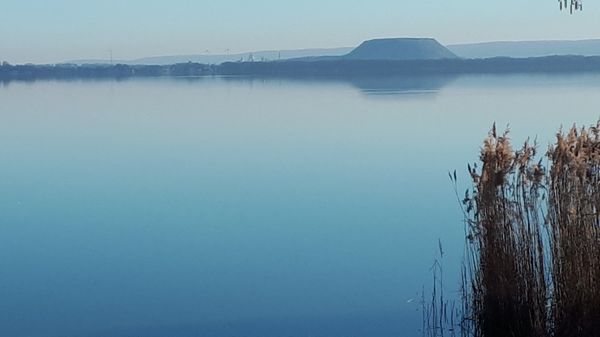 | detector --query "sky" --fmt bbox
[1,0,599,64]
